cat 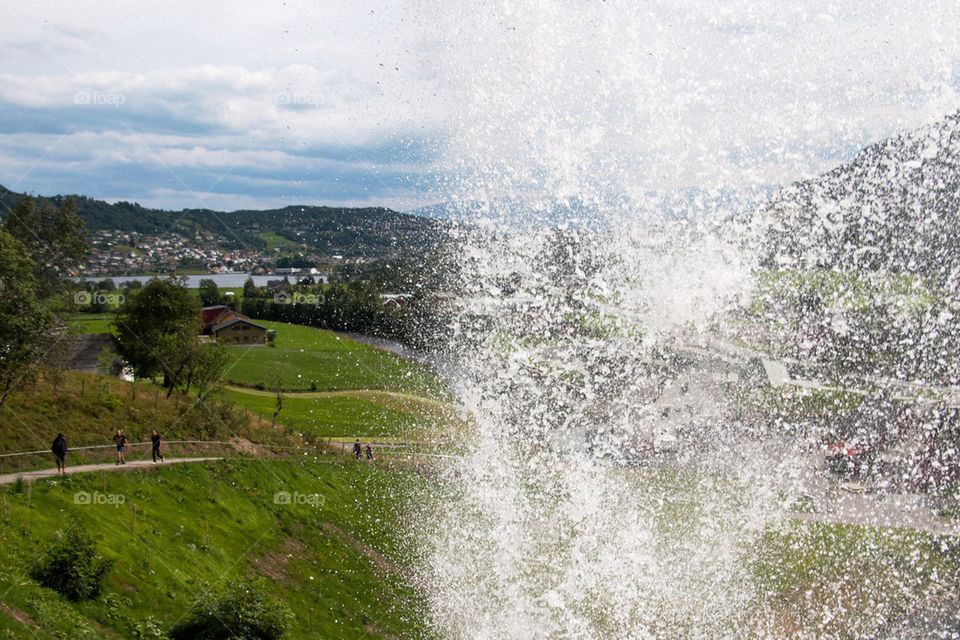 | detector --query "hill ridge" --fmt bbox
[756,109,960,282]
